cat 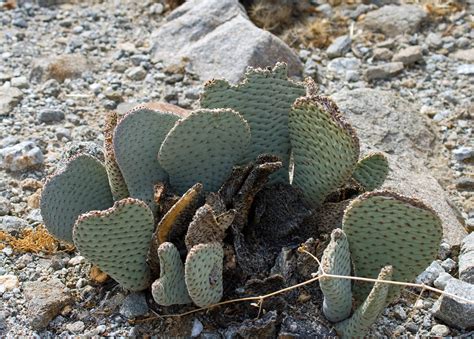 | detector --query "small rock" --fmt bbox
[455,177,474,191]
[392,45,423,65]
[30,54,90,83]
[126,66,147,81]
[457,64,474,75]
[37,109,65,123]
[434,272,453,290]
[66,321,85,334]
[430,324,450,336]
[372,48,393,61]
[392,304,407,320]
[440,258,456,272]
[0,215,28,233]
[0,197,12,216]
[326,35,352,59]
[438,242,451,260]
[68,256,85,266]
[327,57,360,76]
[415,261,444,285]
[0,87,23,116]
[119,292,148,318]
[0,141,44,172]
[23,279,73,330]
[0,275,19,291]
[432,278,474,330]
[452,48,474,63]
[10,76,29,89]
[40,79,61,97]
[426,32,443,49]
[365,62,404,81]
[191,318,204,337]
[453,147,474,162]
[459,233,474,284]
